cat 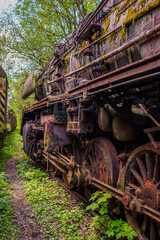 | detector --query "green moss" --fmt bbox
[91,33,97,41]
[77,41,89,52]
[109,32,118,44]
[115,12,121,24]
[103,18,111,35]
[121,0,160,40]
[123,7,137,27]
[138,0,148,7]
[112,2,122,14]
[120,27,126,41]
